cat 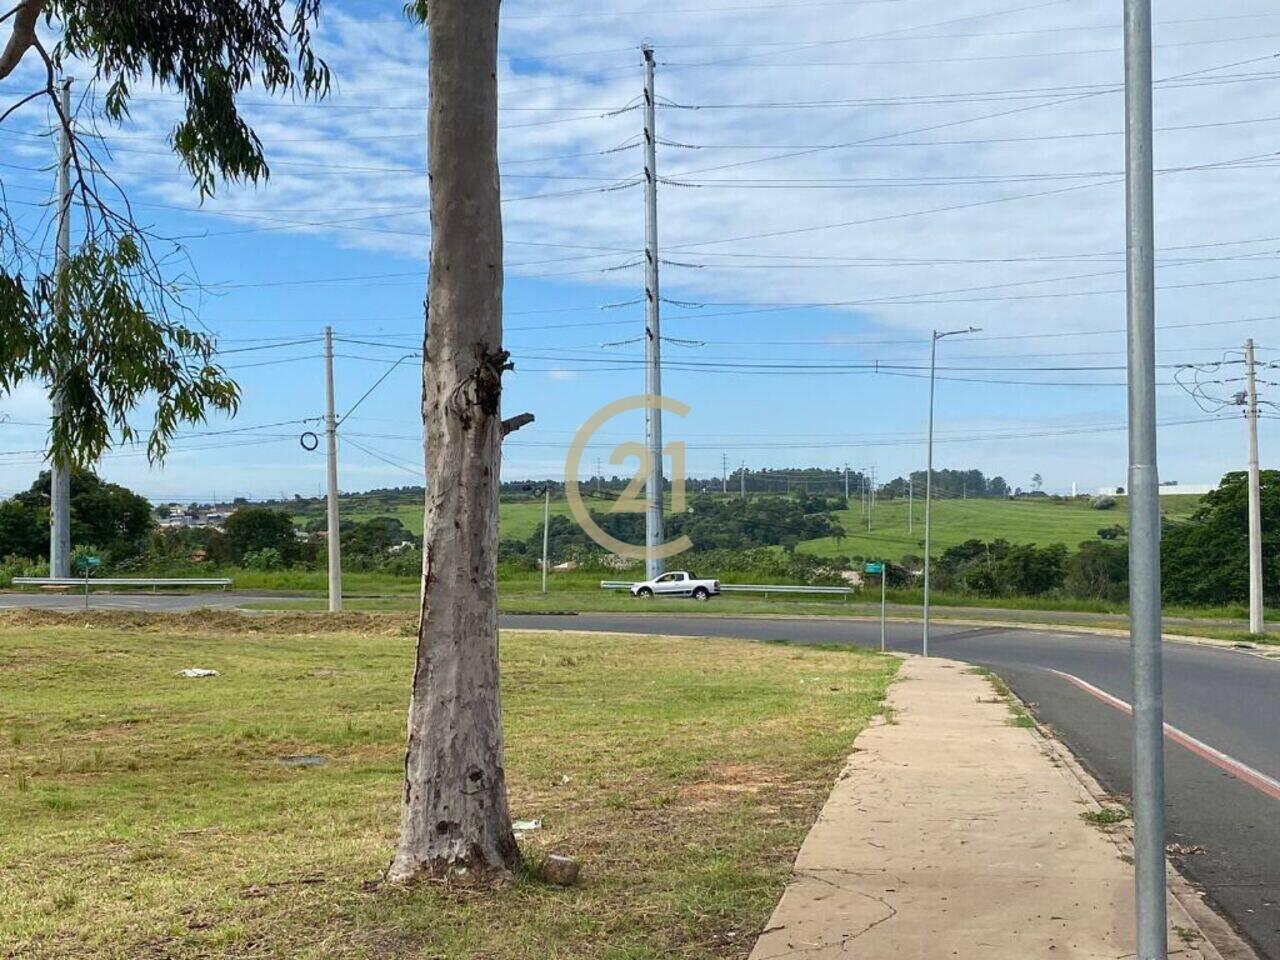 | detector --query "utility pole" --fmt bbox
[843,464,850,502]
[49,78,72,579]
[722,453,728,494]
[908,476,914,536]
[641,43,665,580]
[923,327,979,657]
[595,457,602,493]
[541,486,551,594]
[1124,2,1167,955]
[1244,339,1264,635]
[324,326,343,612]
[867,466,876,532]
